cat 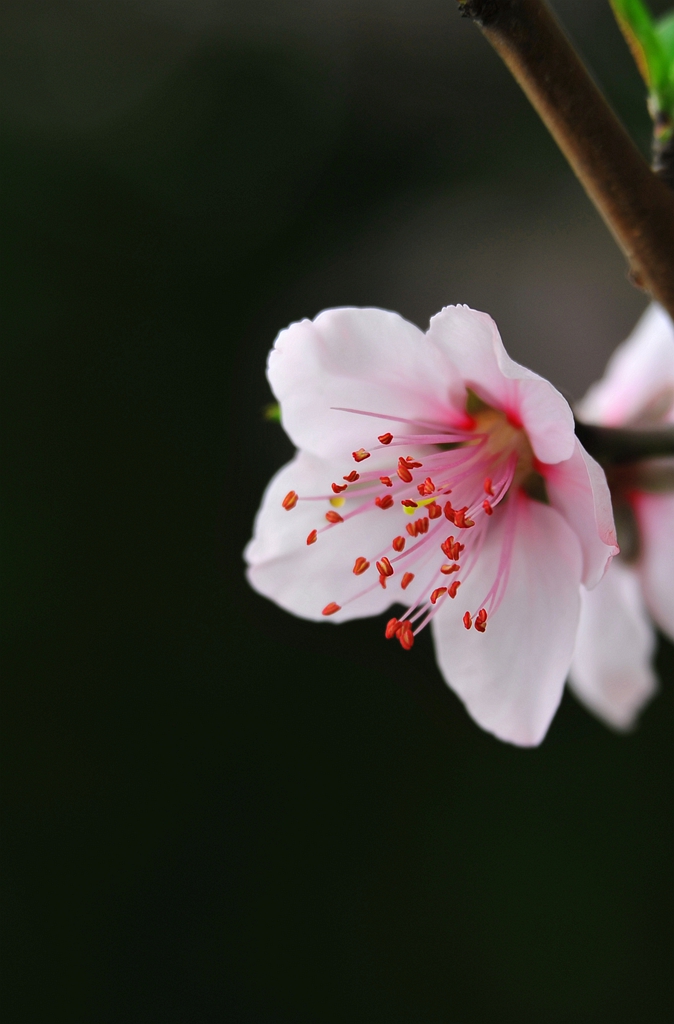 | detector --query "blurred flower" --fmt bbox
[570,303,674,729]
[246,306,617,746]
